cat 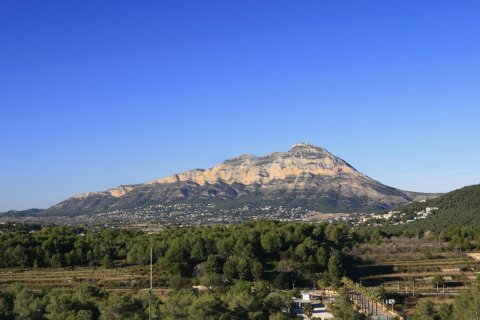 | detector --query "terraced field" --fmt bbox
[0,265,169,295]
[348,237,480,315]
